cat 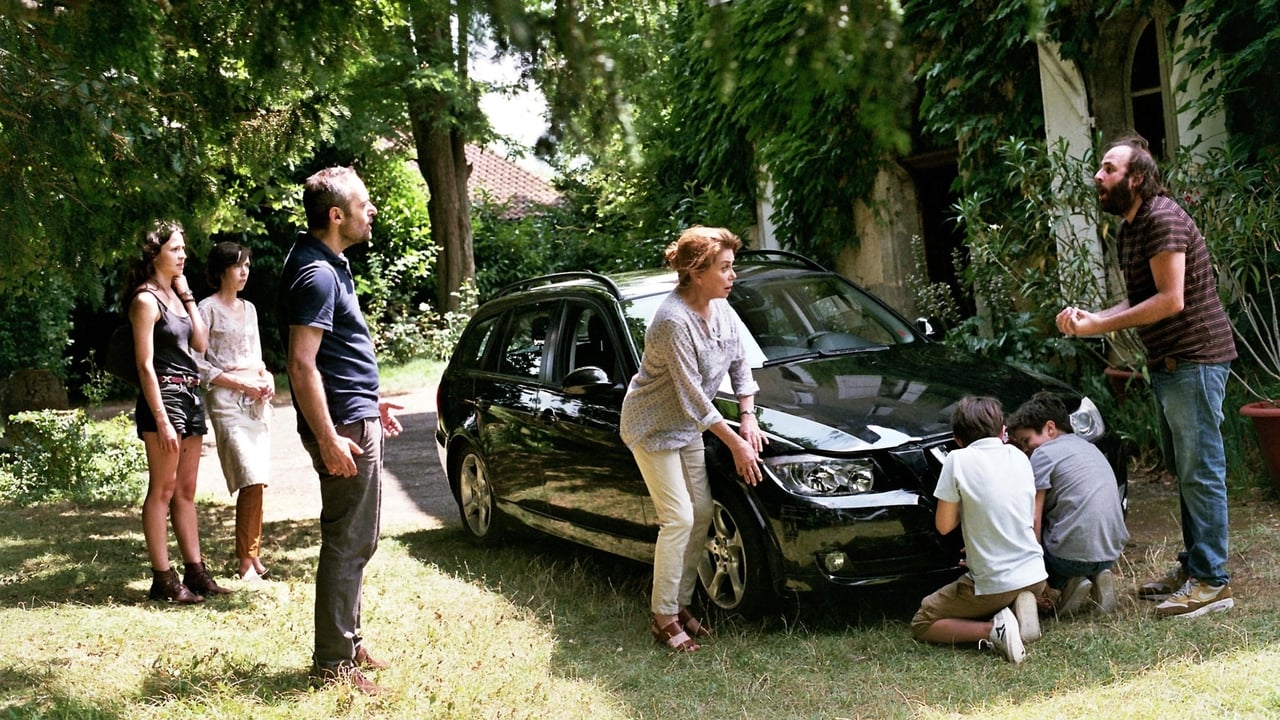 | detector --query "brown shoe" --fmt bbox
[310,664,383,696]
[183,561,234,596]
[355,645,390,670]
[148,567,204,604]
